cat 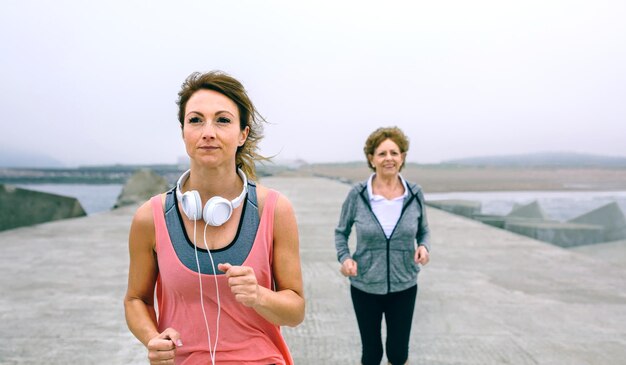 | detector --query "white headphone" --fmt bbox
[176,168,248,226]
